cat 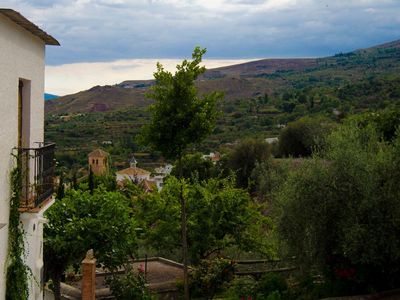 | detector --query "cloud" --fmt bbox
[1,0,399,66]
[45,58,253,95]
